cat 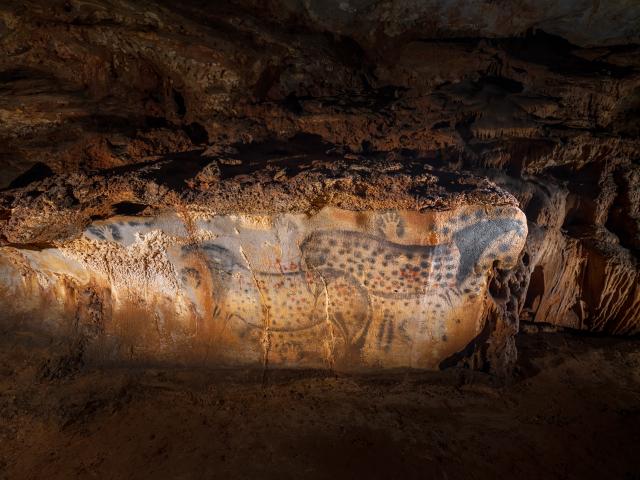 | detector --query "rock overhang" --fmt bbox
[0,151,527,370]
